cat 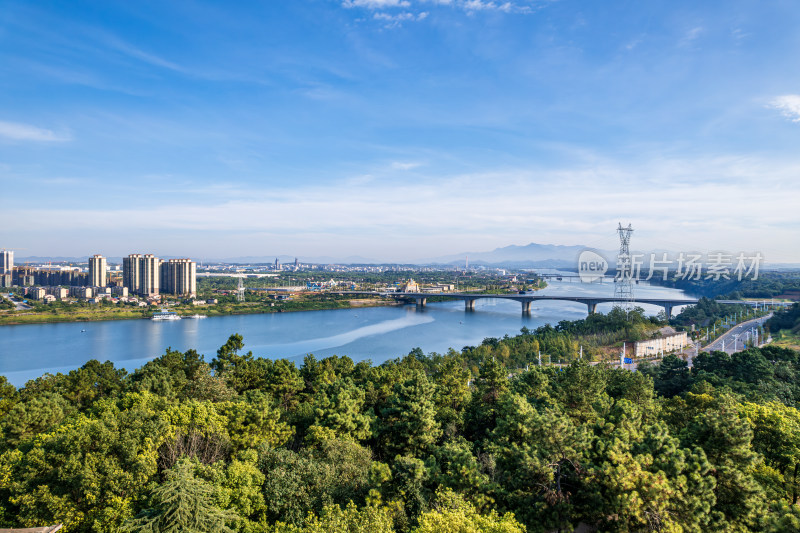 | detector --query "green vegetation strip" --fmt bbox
[2,305,800,531]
